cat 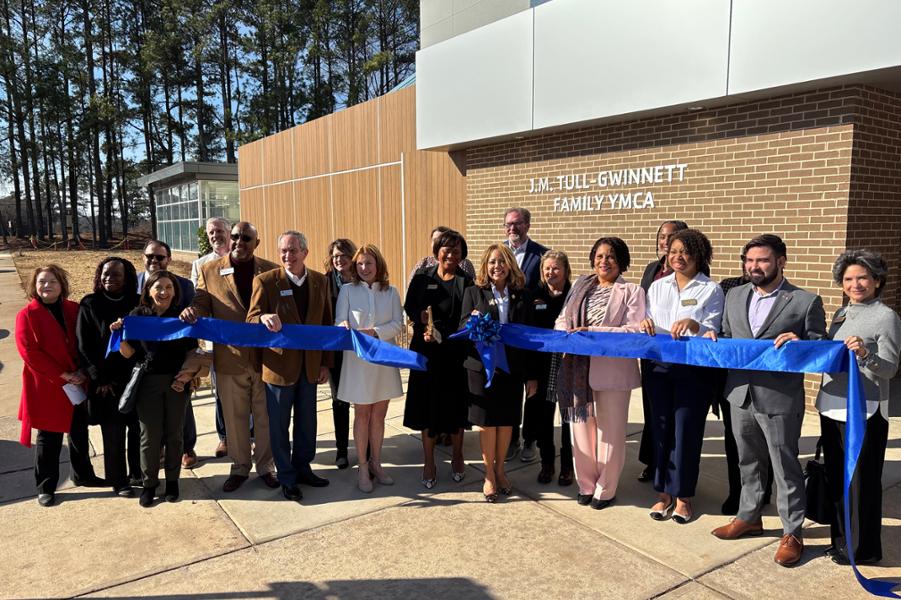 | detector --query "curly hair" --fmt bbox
[668,229,713,276]
[92,256,138,294]
[474,243,526,290]
[832,249,888,297]
[351,244,391,290]
[588,236,631,272]
[25,264,70,301]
